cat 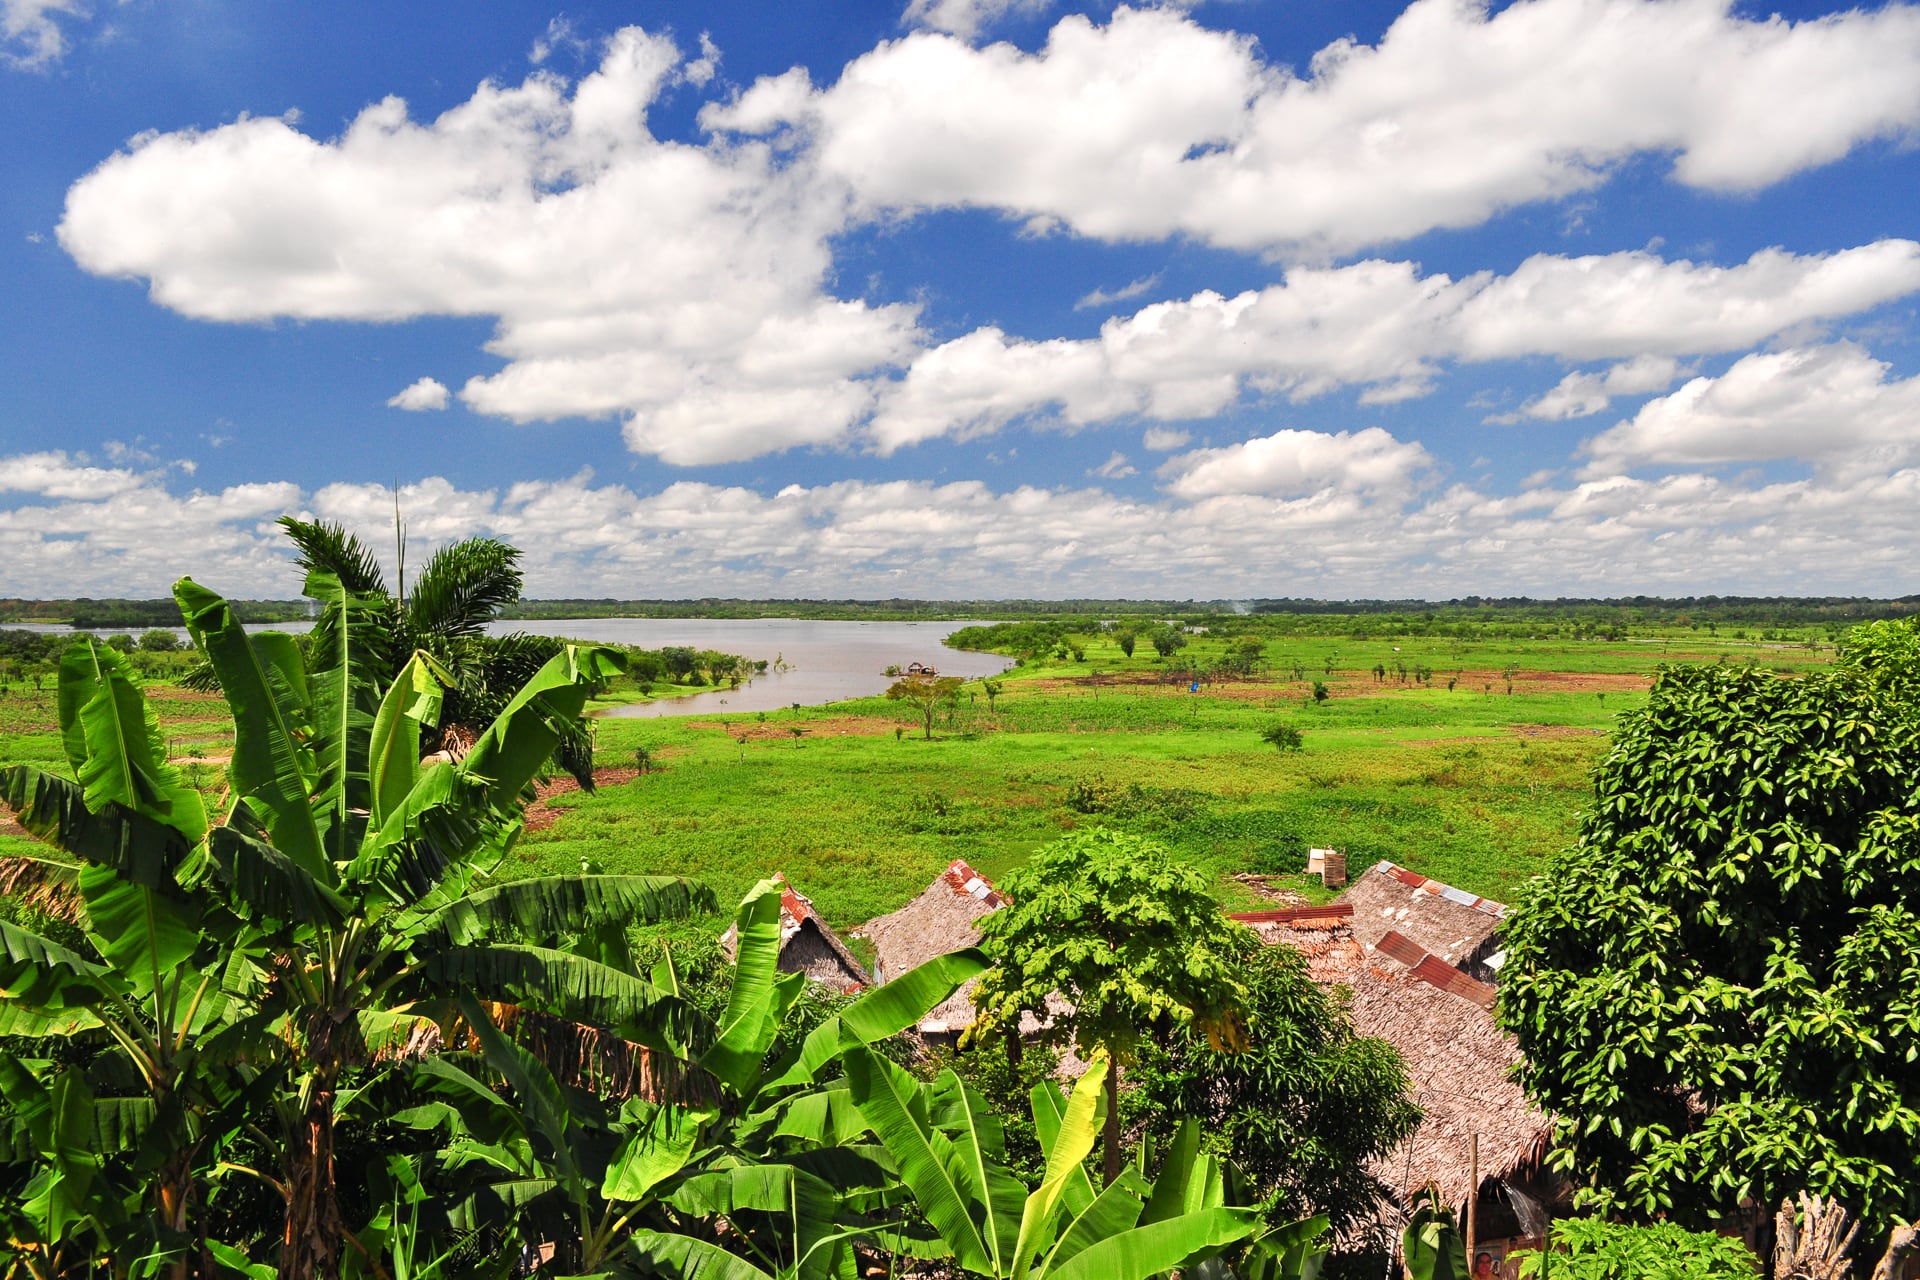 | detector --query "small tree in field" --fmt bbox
[1260,722,1303,752]
[886,673,963,739]
[1114,627,1138,658]
[981,677,1004,711]
[970,828,1248,1185]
